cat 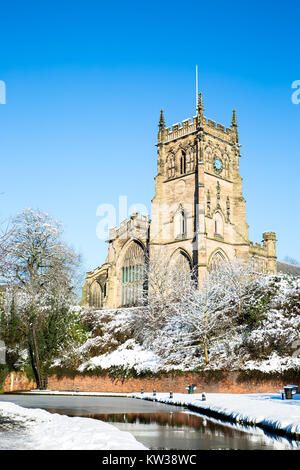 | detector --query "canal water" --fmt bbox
[0,394,299,450]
